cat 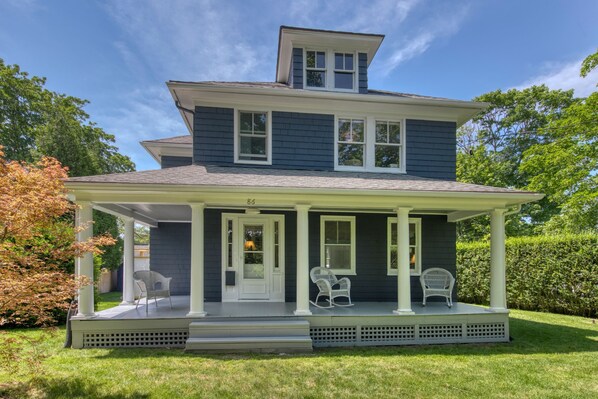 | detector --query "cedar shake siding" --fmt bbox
[160,155,193,169]
[405,119,457,181]
[149,211,455,303]
[358,52,368,94]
